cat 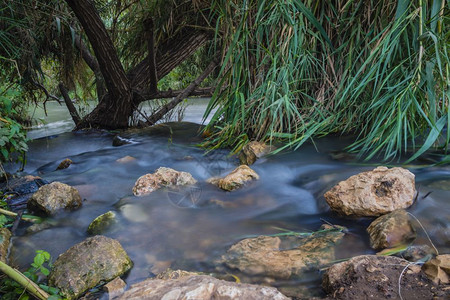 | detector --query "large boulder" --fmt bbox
[116,274,289,300]
[367,209,416,250]
[207,165,259,191]
[132,167,197,196]
[221,225,345,279]
[324,166,415,217]
[28,182,82,216]
[322,255,446,299]
[48,235,133,299]
[0,228,11,262]
[239,141,274,165]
